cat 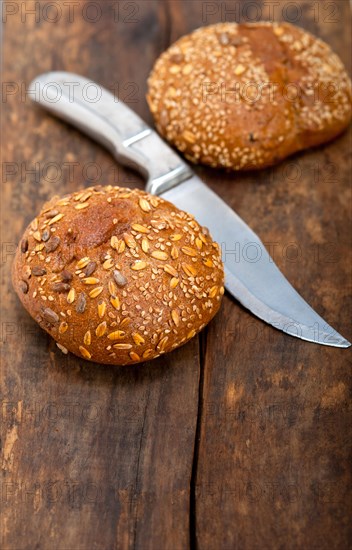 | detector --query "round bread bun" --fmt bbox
[12,186,224,365]
[147,22,352,171]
